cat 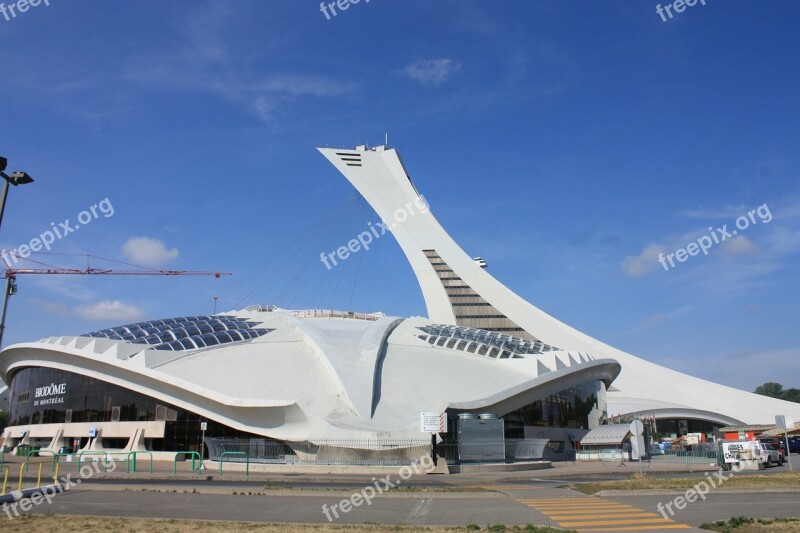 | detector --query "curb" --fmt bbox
[595,487,800,496]
[0,484,64,505]
[57,484,503,498]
